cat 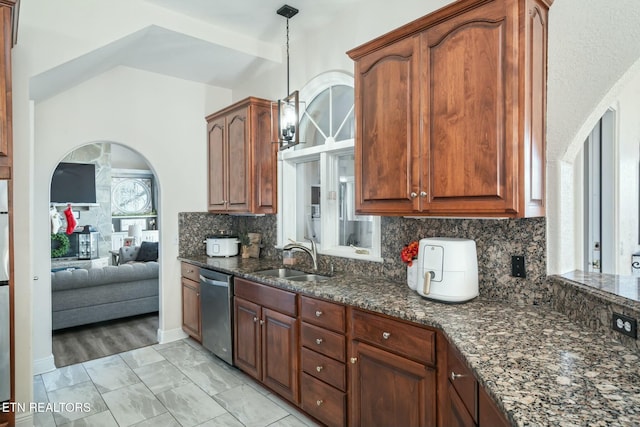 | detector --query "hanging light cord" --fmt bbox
[286,17,290,96]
